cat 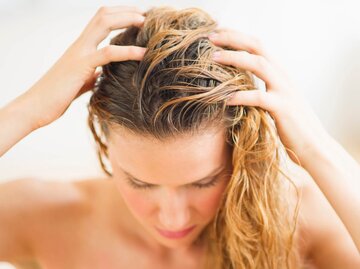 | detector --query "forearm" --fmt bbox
[0,92,39,157]
[301,134,360,252]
